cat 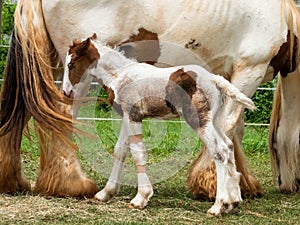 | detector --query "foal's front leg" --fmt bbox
[95,122,129,202]
[126,118,153,209]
